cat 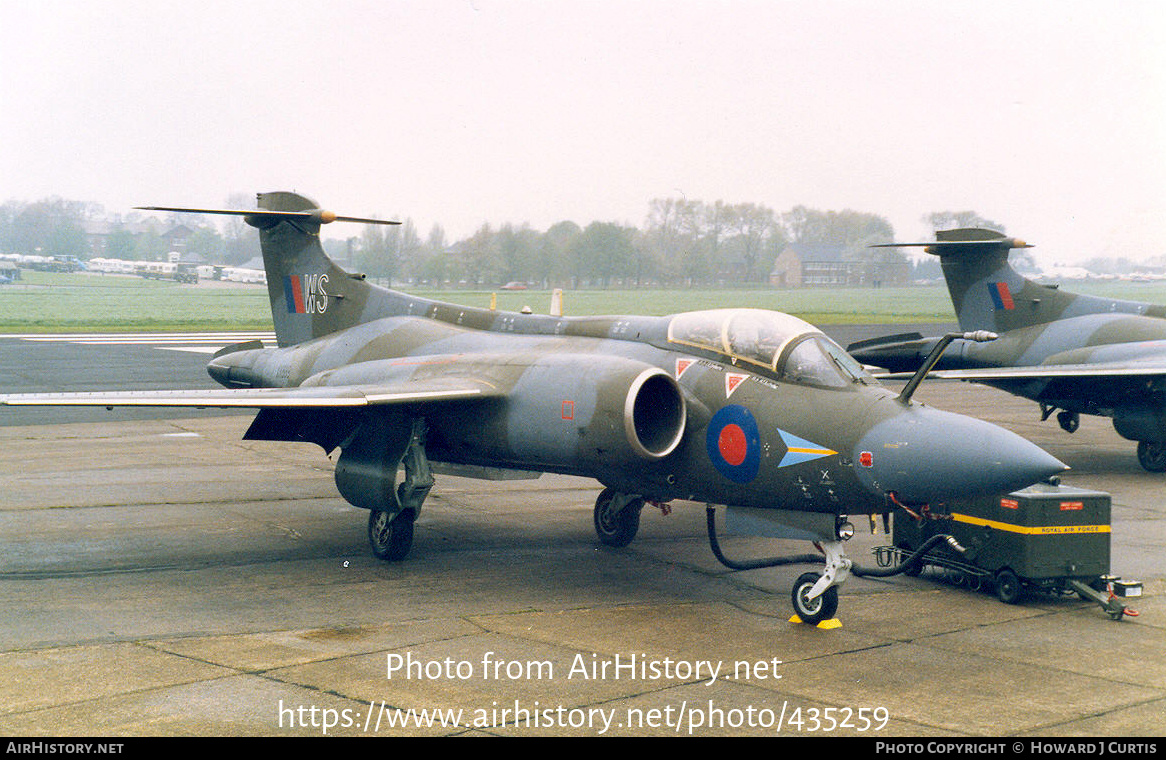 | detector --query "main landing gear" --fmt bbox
[1042,404,1166,473]
[368,508,415,561]
[362,420,434,562]
[593,488,645,548]
[1040,404,1080,435]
